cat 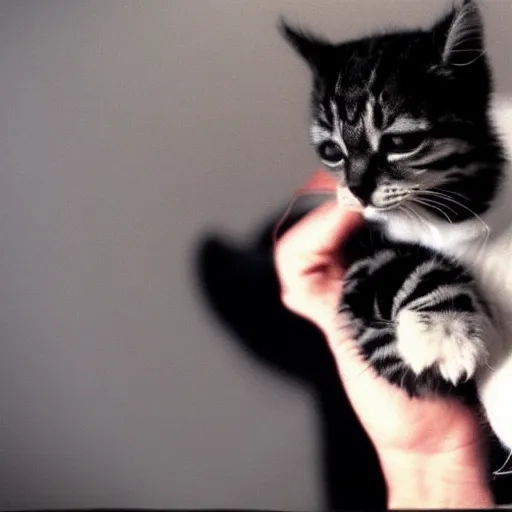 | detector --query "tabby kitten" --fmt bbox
[282,0,512,450]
